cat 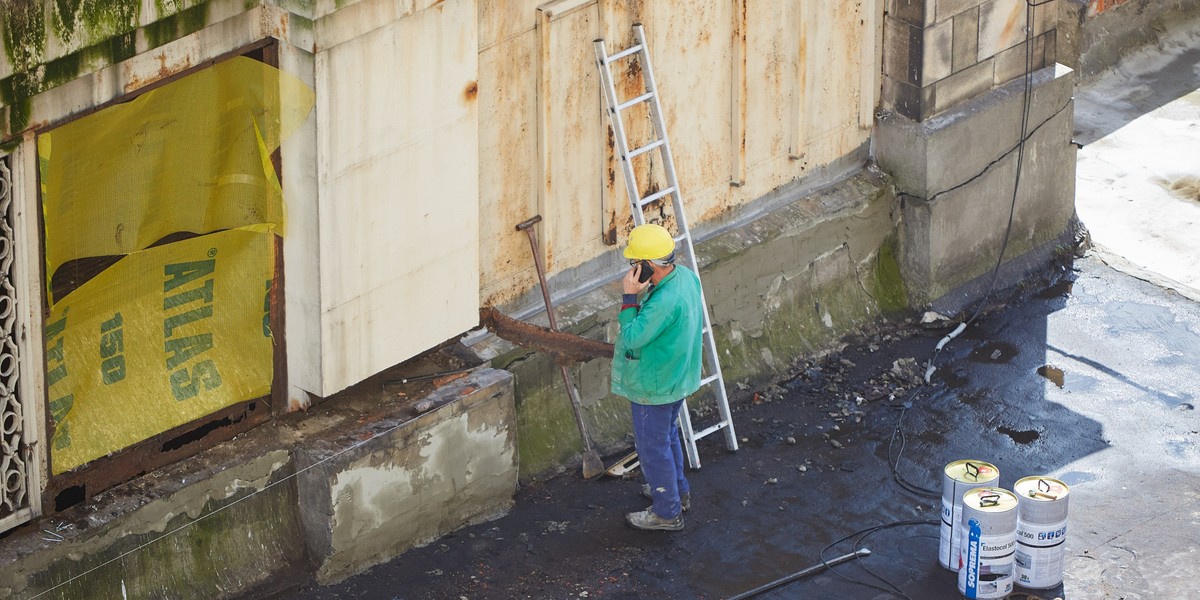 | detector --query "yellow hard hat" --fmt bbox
[624,224,675,260]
